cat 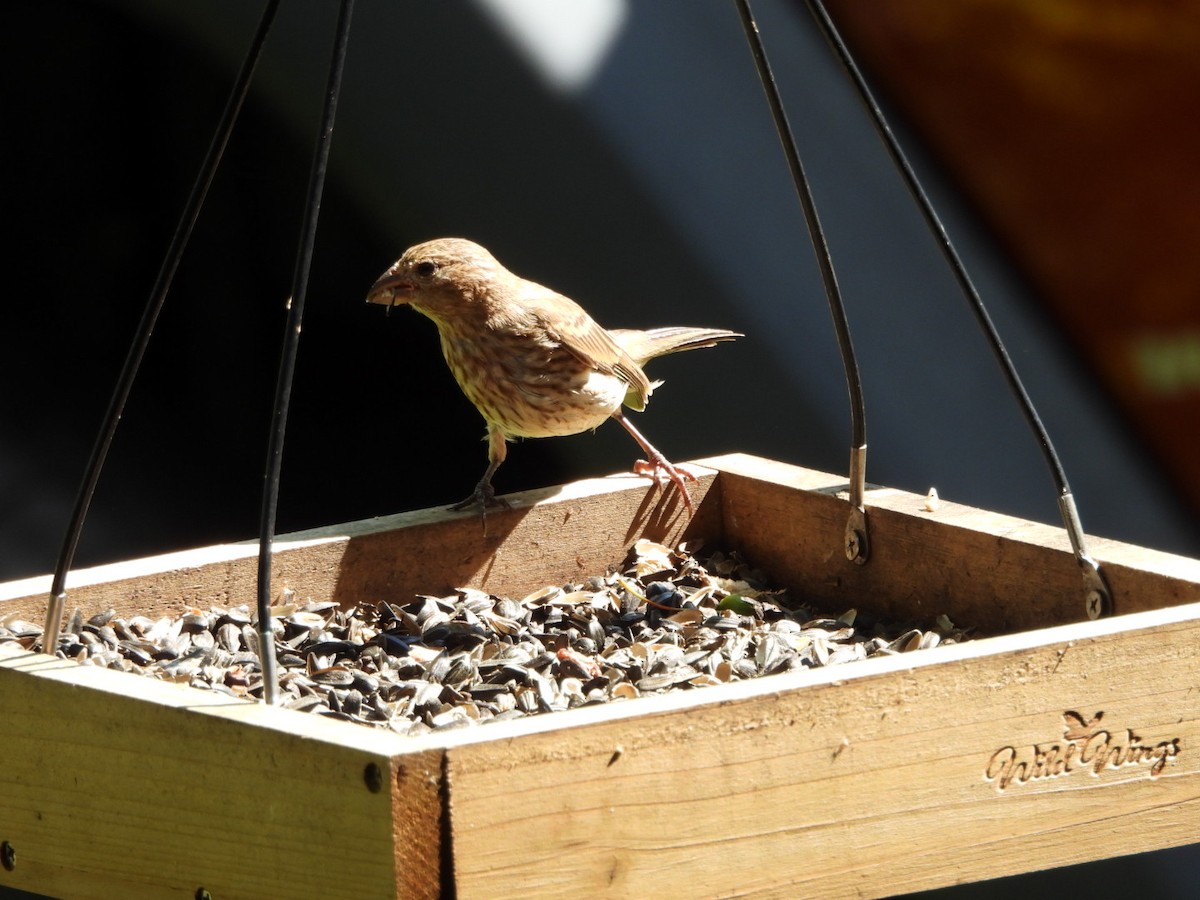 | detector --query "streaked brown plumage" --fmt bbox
[366,238,740,512]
